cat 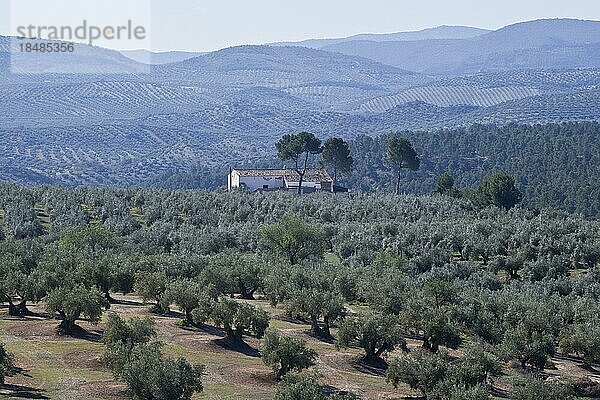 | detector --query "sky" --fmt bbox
[1,0,600,51]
